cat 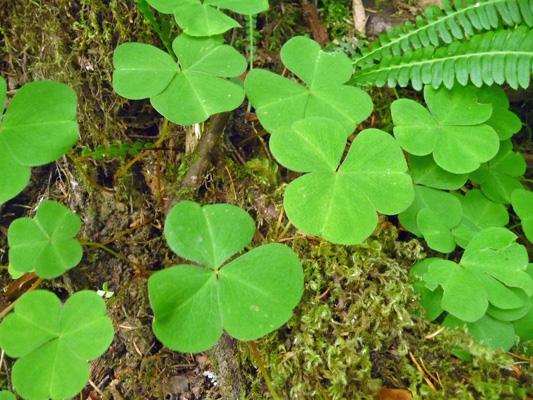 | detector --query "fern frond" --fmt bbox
[354,0,533,68]
[80,141,154,161]
[350,27,533,90]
